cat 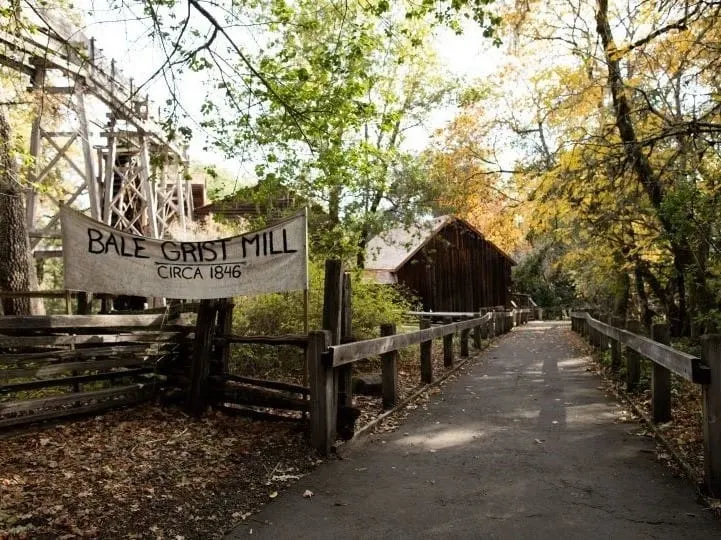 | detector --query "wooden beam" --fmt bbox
[0,313,186,331]
[702,335,721,498]
[651,324,672,424]
[381,323,398,409]
[308,330,334,455]
[327,314,491,368]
